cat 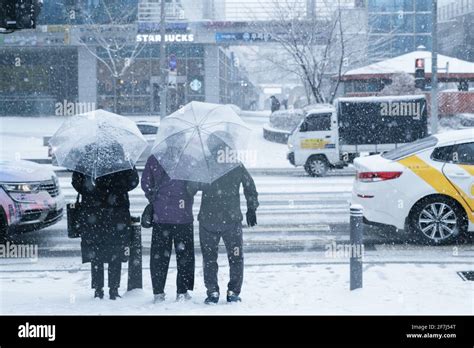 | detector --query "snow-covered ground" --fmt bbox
[1,250,472,315]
